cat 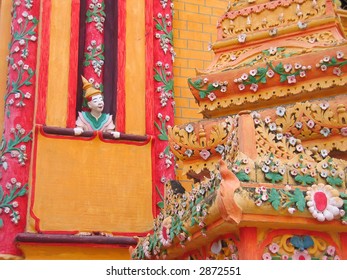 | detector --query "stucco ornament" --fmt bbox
[74,76,120,138]
[306,184,344,222]
[159,216,172,247]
